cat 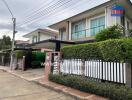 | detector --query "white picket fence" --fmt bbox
[60,59,126,84]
